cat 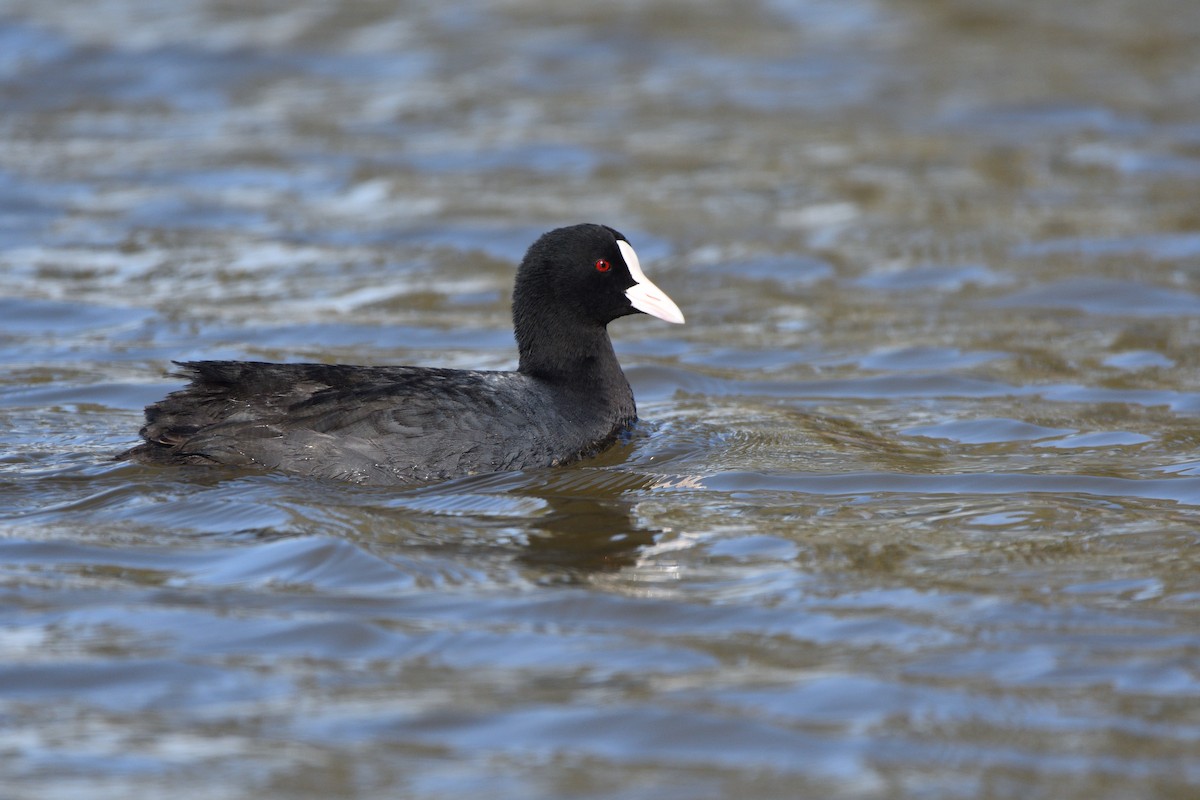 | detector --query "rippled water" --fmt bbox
[3,1,1200,798]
